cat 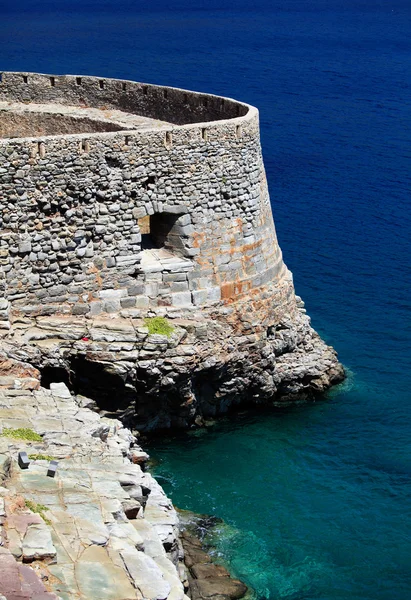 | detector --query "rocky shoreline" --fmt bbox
[0,353,252,600]
[0,288,345,599]
[0,361,186,600]
[0,284,345,599]
[178,512,248,600]
[0,277,344,433]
